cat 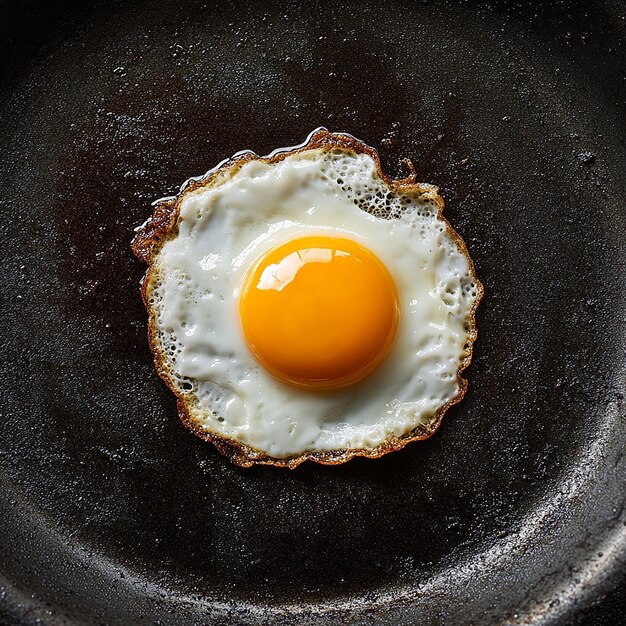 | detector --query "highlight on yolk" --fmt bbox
[239,236,400,390]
